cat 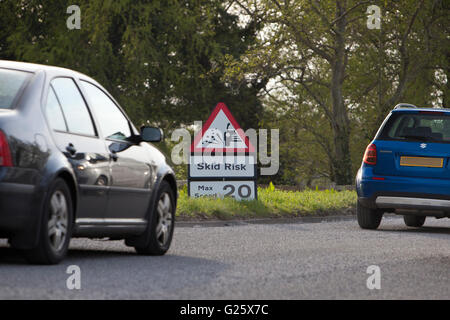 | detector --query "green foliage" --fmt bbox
[0,0,447,186]
[179,183,188,197]
[0,0,264,131]
[177,187,357,220]
[225,0,449,185]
